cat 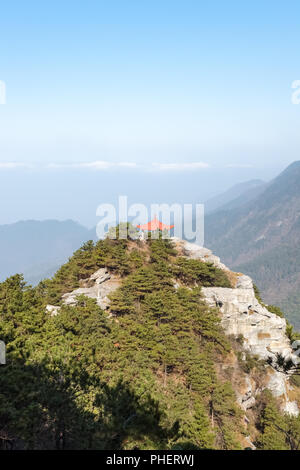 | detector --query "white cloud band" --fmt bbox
[0,161,210,171]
